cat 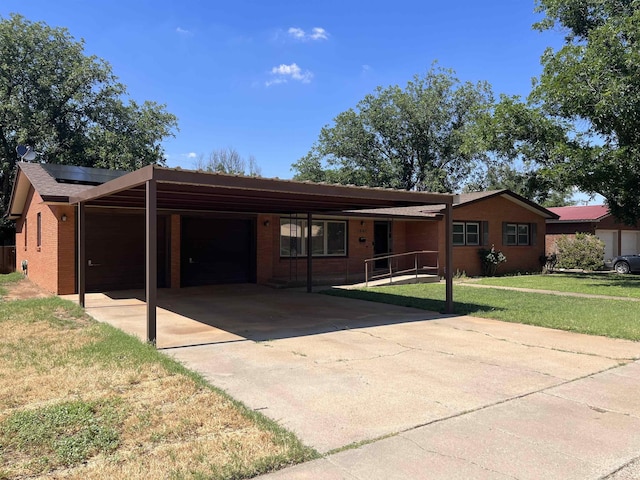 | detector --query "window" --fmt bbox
[504,223,532,246]
[280,218,347,257]
[453,221,480,246]
[37,213,42,248]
